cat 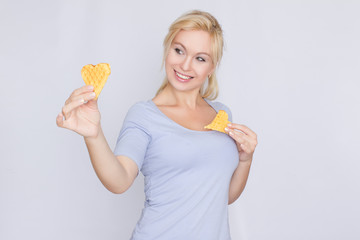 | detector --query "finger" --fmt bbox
[75,91,97,104]
[62,92,96,119]
[229,129,256,145]
[228,123,257,138]
[225,127,246,137]
[56,112,66,128]
[66,85,94,104]
[230,129,258,152]
[56,112,73,130]
[75,84,94,95]
[228,130,247,144]
[228,131,252,152]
